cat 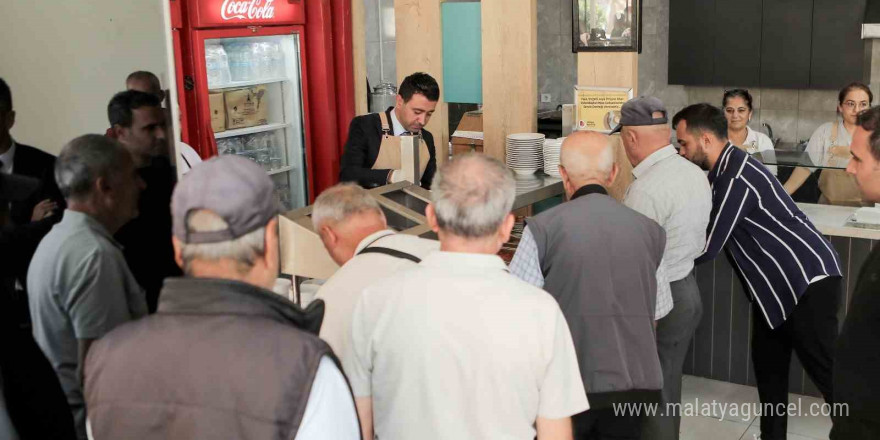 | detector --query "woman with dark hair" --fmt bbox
[723,89,776,175]
[783,82,873,204]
